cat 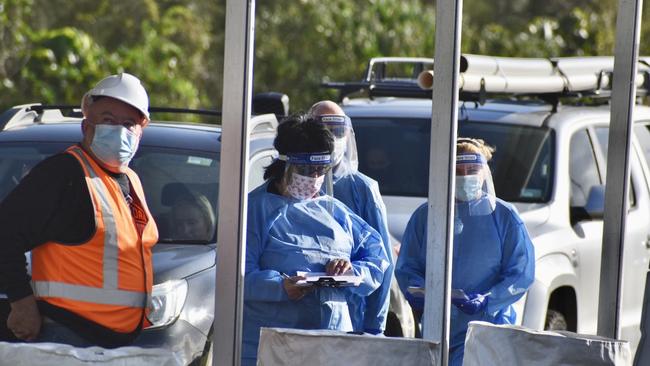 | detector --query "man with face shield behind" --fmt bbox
[0,73,158,347]
[243,114,389,366]
[309,101,394,336]
[395,137,535,366]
